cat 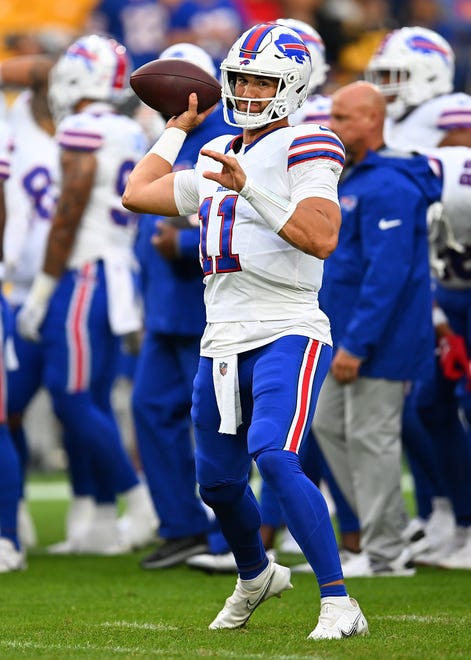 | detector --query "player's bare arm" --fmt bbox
[43,149,96,278]
[202,149,340,260]
[123,93,216,215]
[439,128,471,147]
